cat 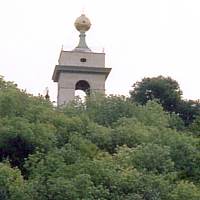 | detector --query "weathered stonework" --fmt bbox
[52,14,111,106]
